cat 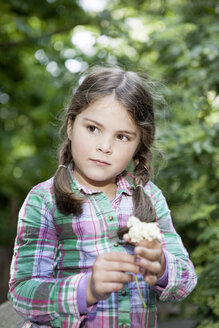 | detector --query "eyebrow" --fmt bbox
[83,118,137,136]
